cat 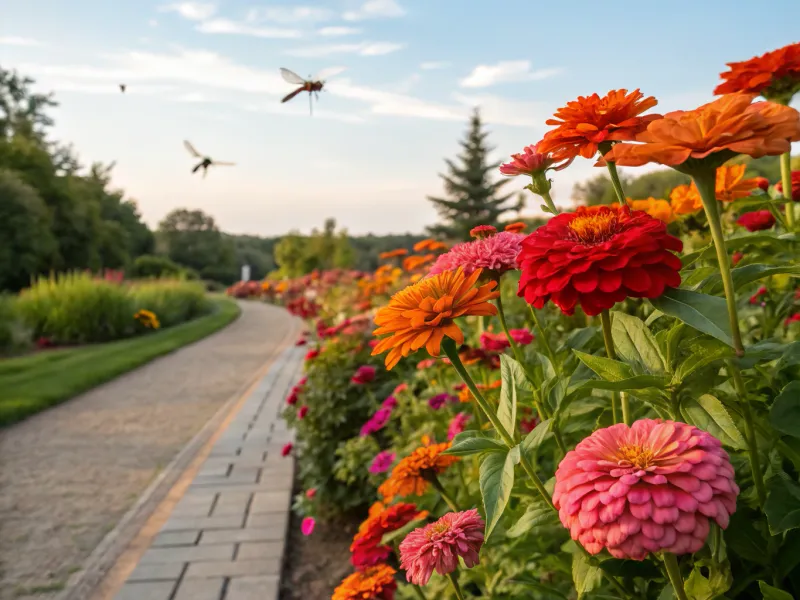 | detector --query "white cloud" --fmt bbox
[284,41,404,58]
[452,93,550,127]
[196,18,302,39]
[317,26,361,36]
[0,36,45,47]
[148,18,159,27]
[420,61,449,70]
[343,0,405,21]
[241,102,366,124]
[460,60,561,88]
[158,2,217,21]
[245,6,333,23]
